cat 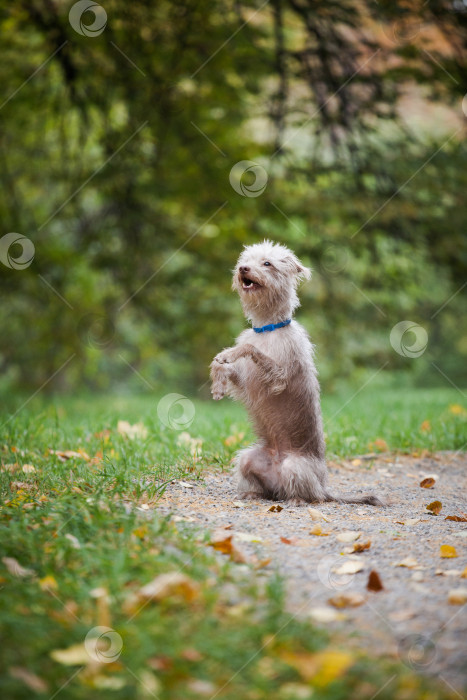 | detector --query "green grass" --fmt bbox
[0,387,465,699]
